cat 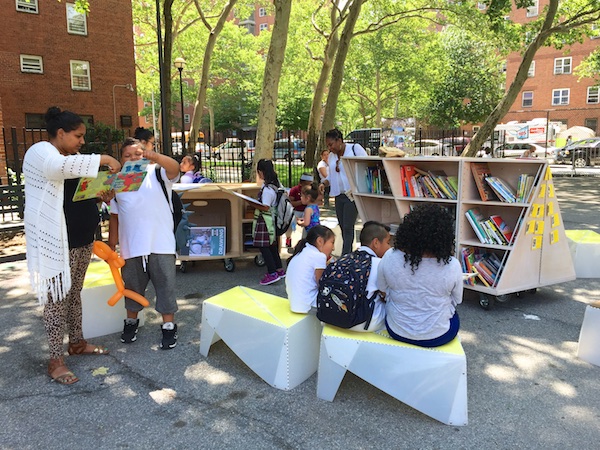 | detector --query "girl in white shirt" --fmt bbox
[378,203,463,347]
[285,225,336,313]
